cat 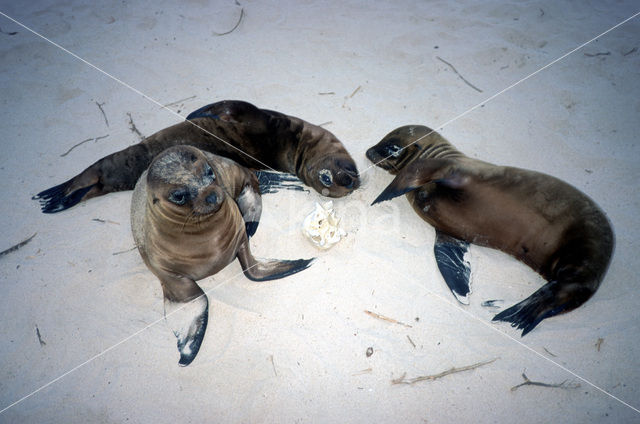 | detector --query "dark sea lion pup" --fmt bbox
[131,145,314,366]
[367,125,614,336]
[34,100,360,213]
